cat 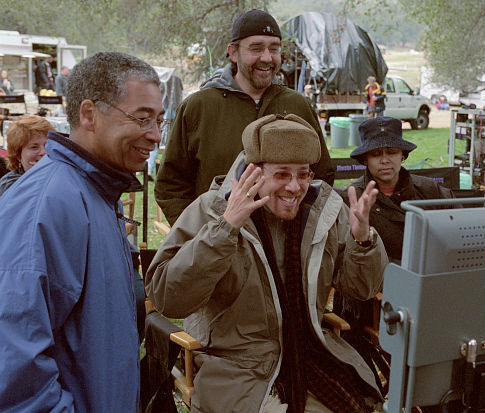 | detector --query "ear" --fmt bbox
[79,99,97,132]
[227,43,238,63]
